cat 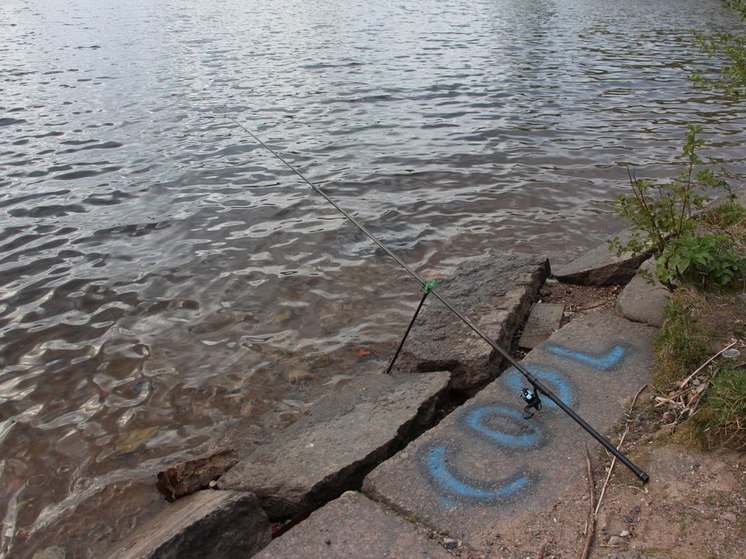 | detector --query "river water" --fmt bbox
[1,0,745,556]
